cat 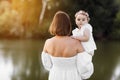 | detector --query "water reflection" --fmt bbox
[0,40,120,80]
[90,41,120,80]
[111,58,120,80]
[0,50,13,80]
[0,39,44,80]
